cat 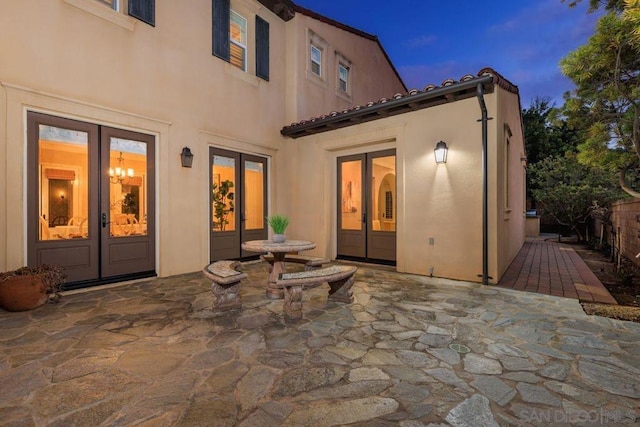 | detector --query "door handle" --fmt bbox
[240,212,246,222]
[102,213,107,228]
[362,213,367,224]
